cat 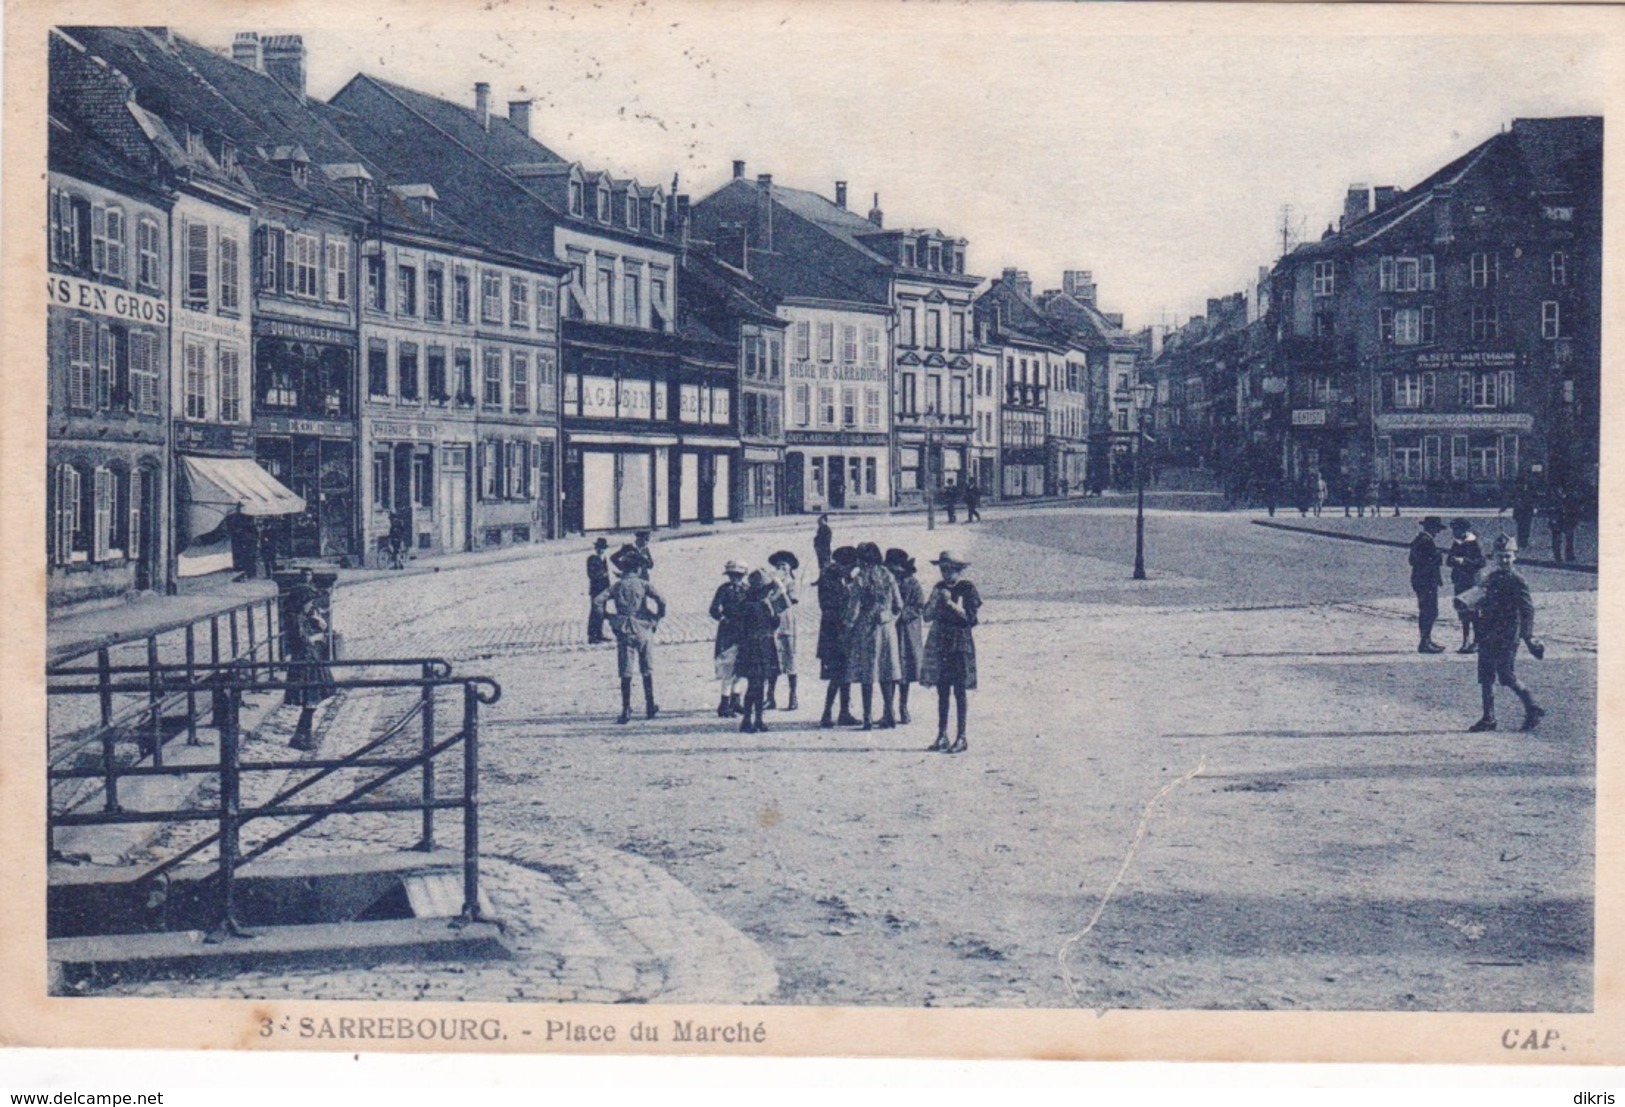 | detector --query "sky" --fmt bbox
[178,1,1610,333]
